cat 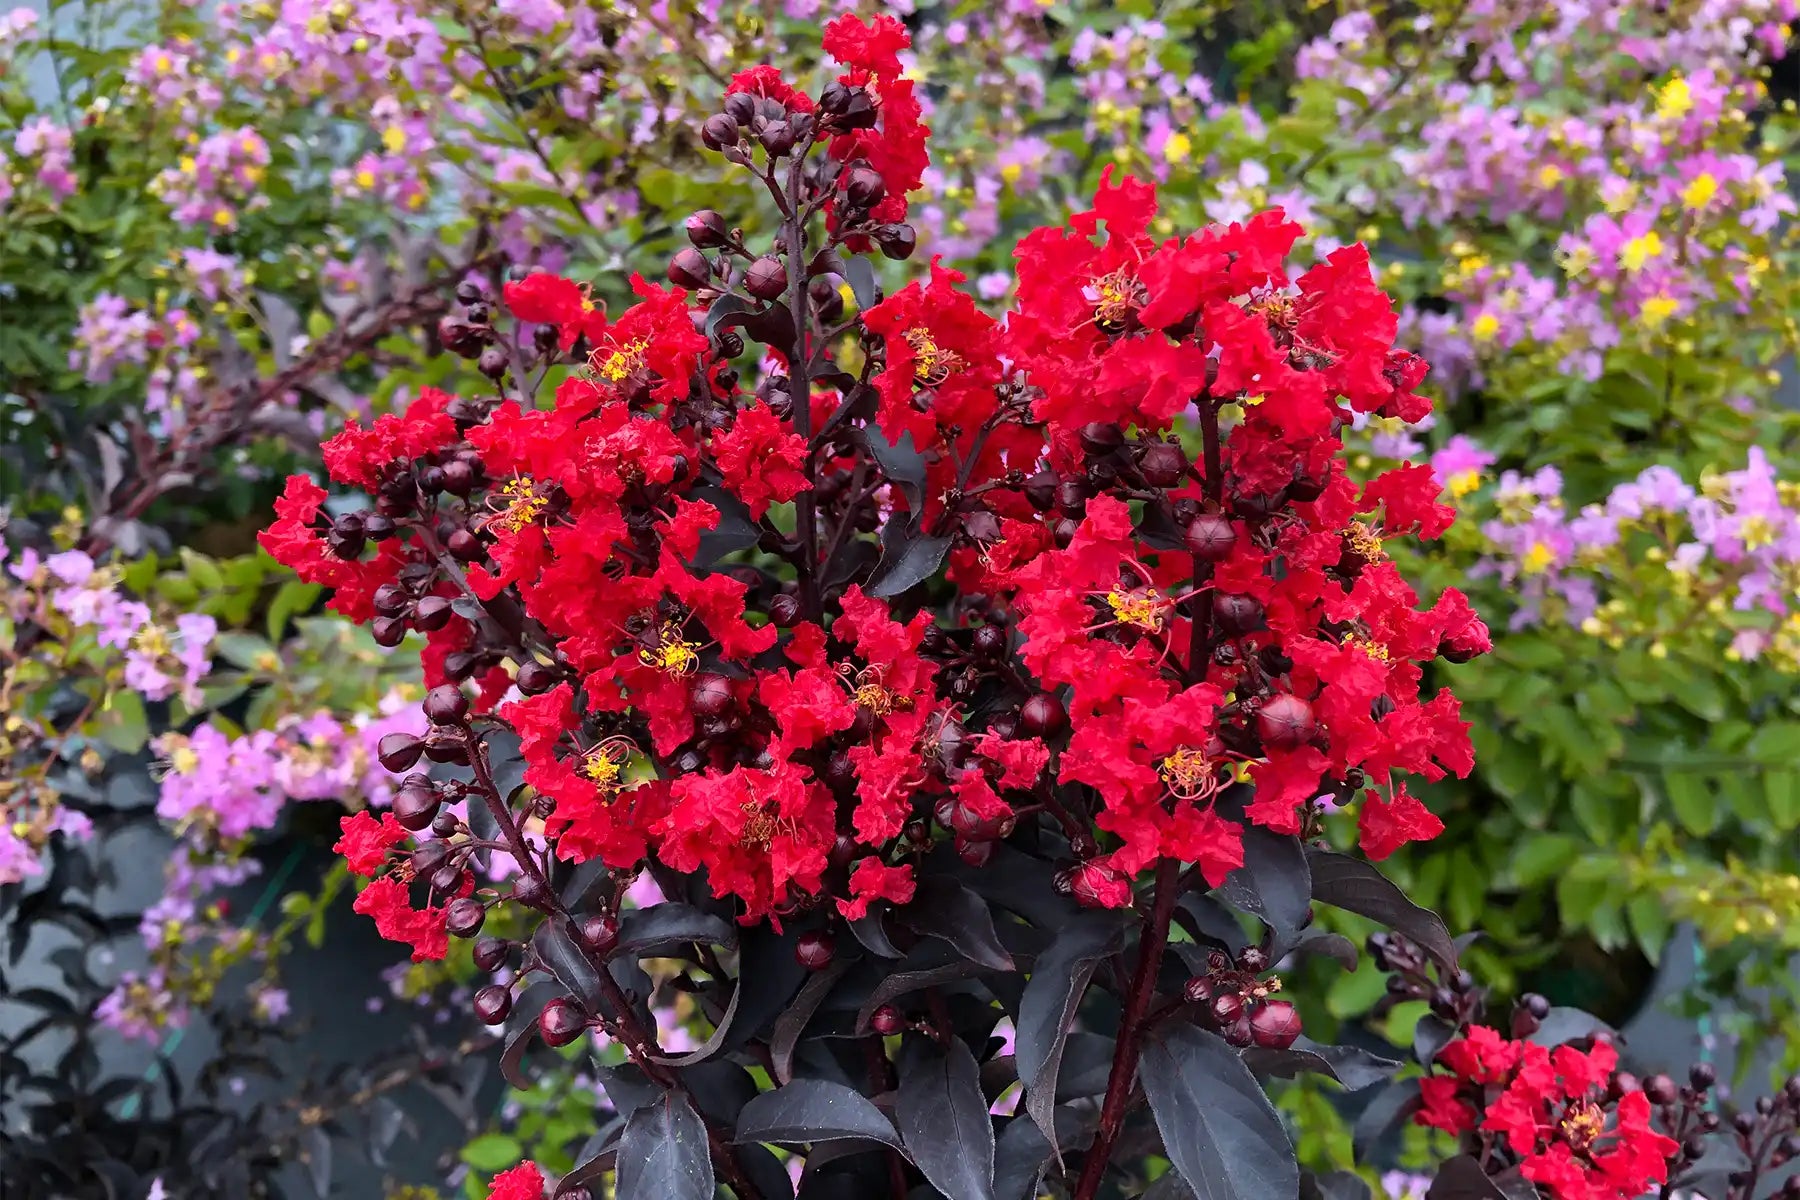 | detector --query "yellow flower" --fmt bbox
[999,162,1022,186]
[1448,469,1482,499]
[1681,173,1718,210]
[354,168,375,189]
[1537,164,1564,188]
[1656,75,1693,120]
[1162,132,1192,164]
[1618,231,1664,272]
[1639,295,1679,329]
[211,208,234,228]
[1521,542,1555,574]
[1470,313,1501,342]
